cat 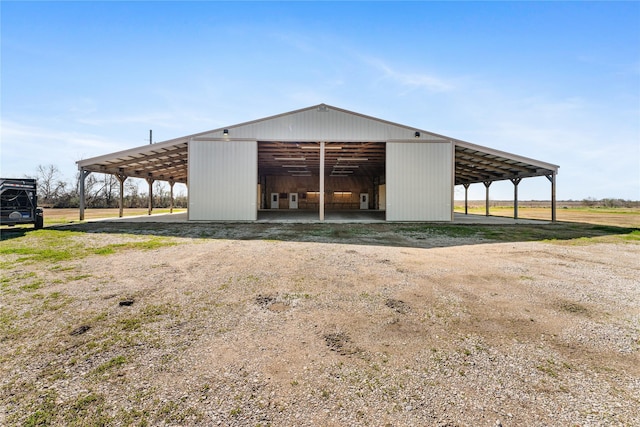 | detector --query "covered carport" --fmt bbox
[454,141,559,221]
[76,137,190,220]
[76,104,559,222]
